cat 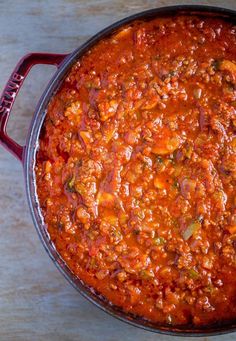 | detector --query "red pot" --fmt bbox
[0,5,236,336]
